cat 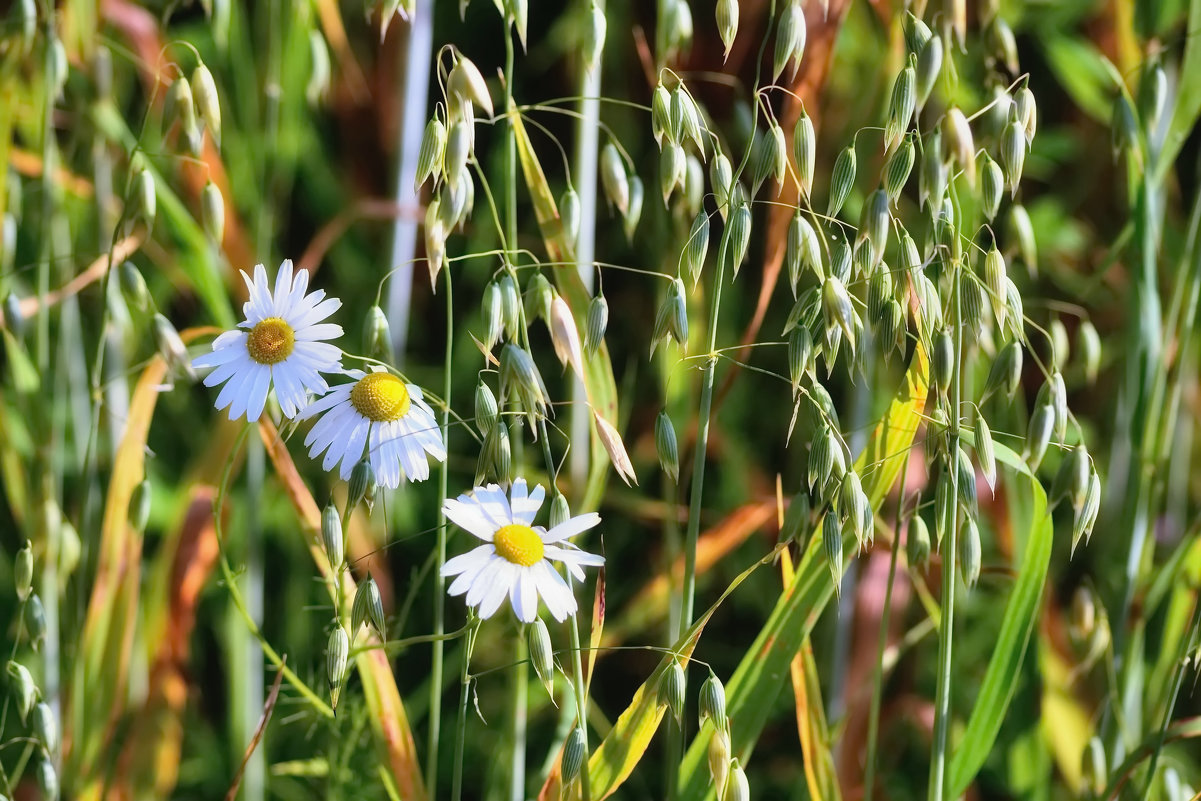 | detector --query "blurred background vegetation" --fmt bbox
[0,0,1199,799]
